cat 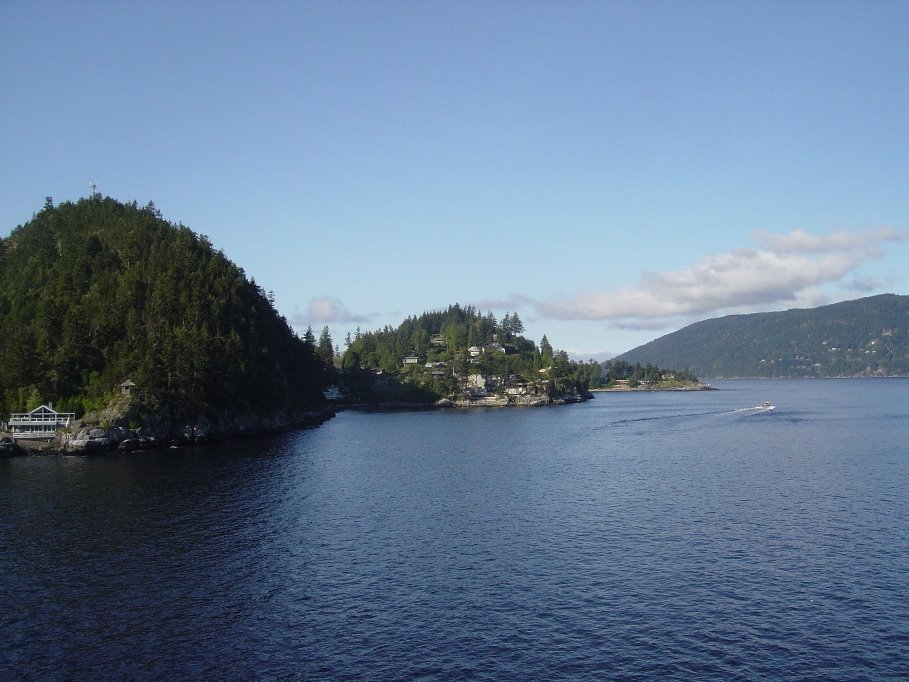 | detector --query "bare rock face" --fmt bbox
[60,424,141,451]
[452,394,559,407]
[510,395,550,406]
[53,396,335,453]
